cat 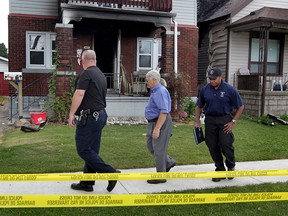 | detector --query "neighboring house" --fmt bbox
[8,0,198,120]
[0,56,9,96]
[198,0,288,116]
